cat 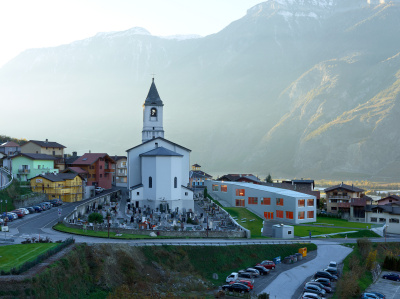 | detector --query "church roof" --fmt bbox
[126,137,191,153]
[144,78,163,106]
[140,147,183,157]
